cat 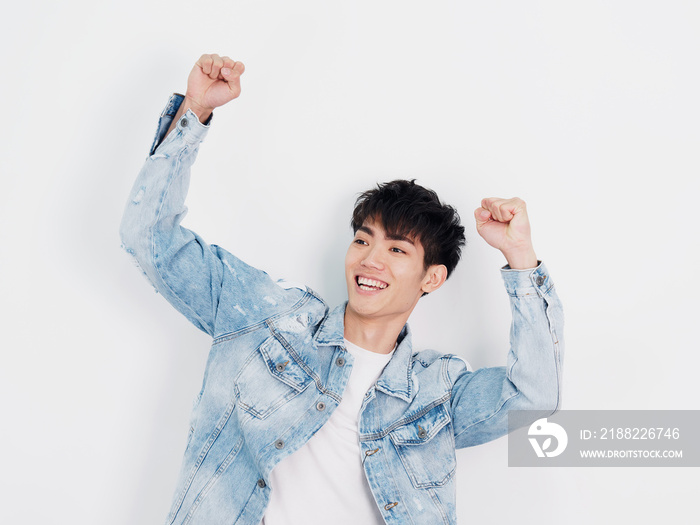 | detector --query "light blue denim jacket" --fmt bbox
[120,94,564,525]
